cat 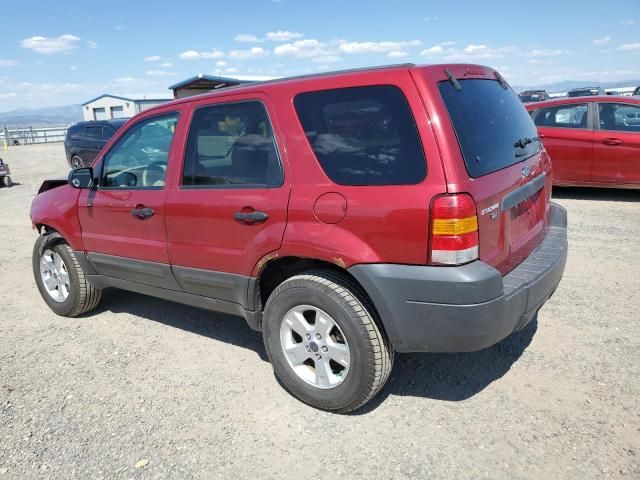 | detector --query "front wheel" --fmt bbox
[262,271,393,413]
[71,155,84,169]
[2,176,12,187]
[33,240,102,316]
